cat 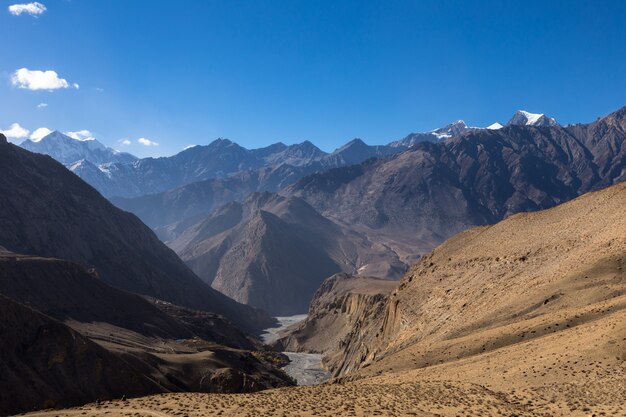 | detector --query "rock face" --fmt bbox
[0,140,271,334]
[168,194,406,315]
[330,181,626,378]
[286,106,626,257]
[275,273,398,370]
